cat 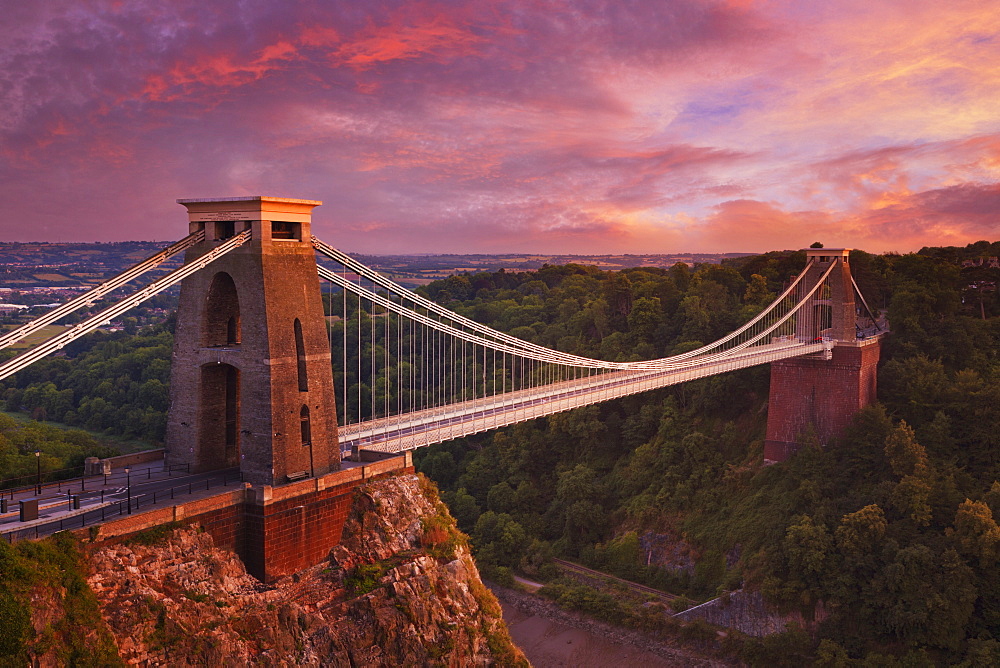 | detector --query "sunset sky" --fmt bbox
[1,0,998,254]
